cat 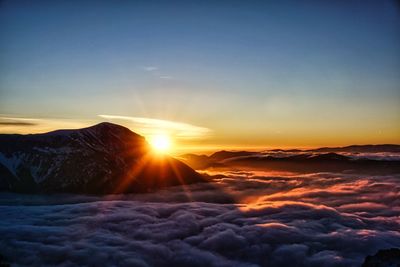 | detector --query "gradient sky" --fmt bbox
[1,0,399,152]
